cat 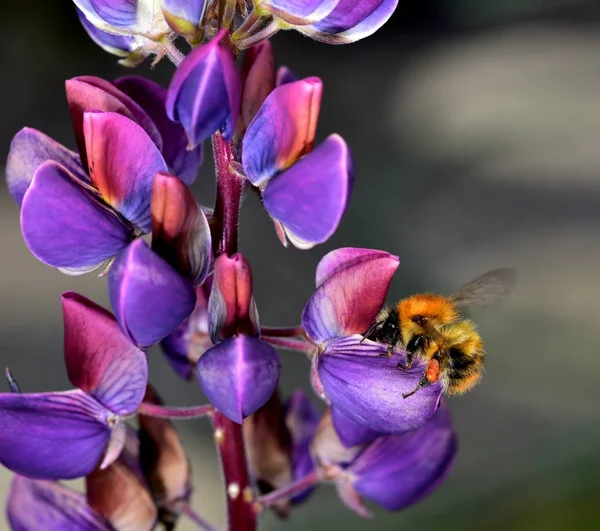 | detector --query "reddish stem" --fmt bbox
[212,412,258,531]
[261,336,316,354]
[136,402,214,419]
[257,469,322,508]
[260,326,306,338]
[212,133,242,257]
